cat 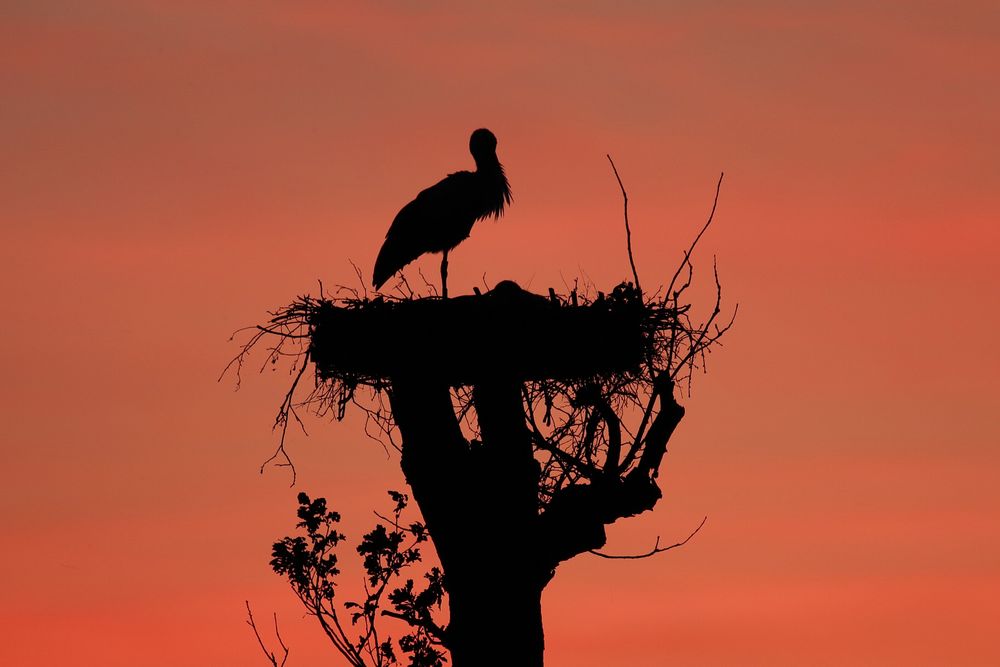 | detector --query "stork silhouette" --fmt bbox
[372,128,512,298]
